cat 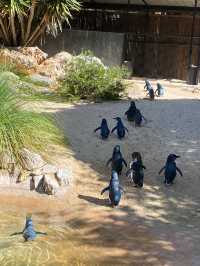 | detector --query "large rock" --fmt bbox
[55,168,71,186]
[36,51,73,81]
[31,163,58,176]
[0,170,12,185]
[0,49,37,73]
[35,174,59,195]
[17,47,48,64]
[20,148,46,171]
[29,74,53,86]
